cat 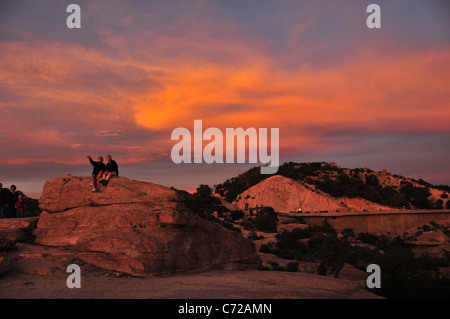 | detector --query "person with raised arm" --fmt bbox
[87,155,106,193]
